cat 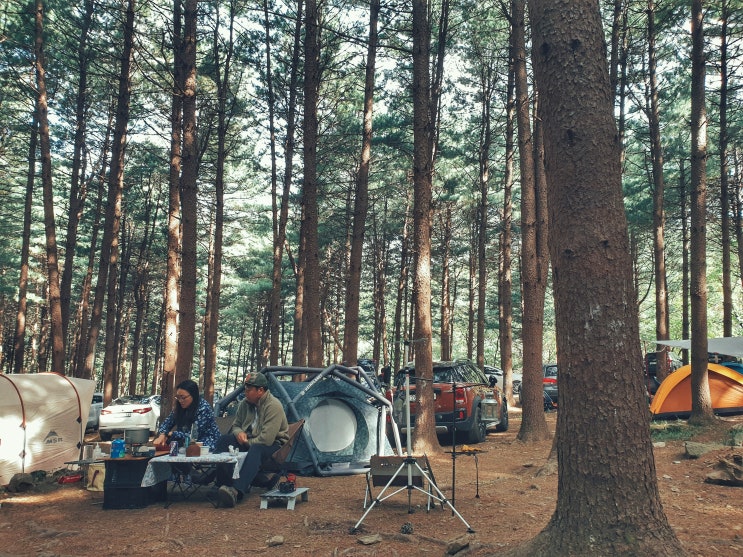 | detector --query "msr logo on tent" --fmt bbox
[44,431,63,444]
